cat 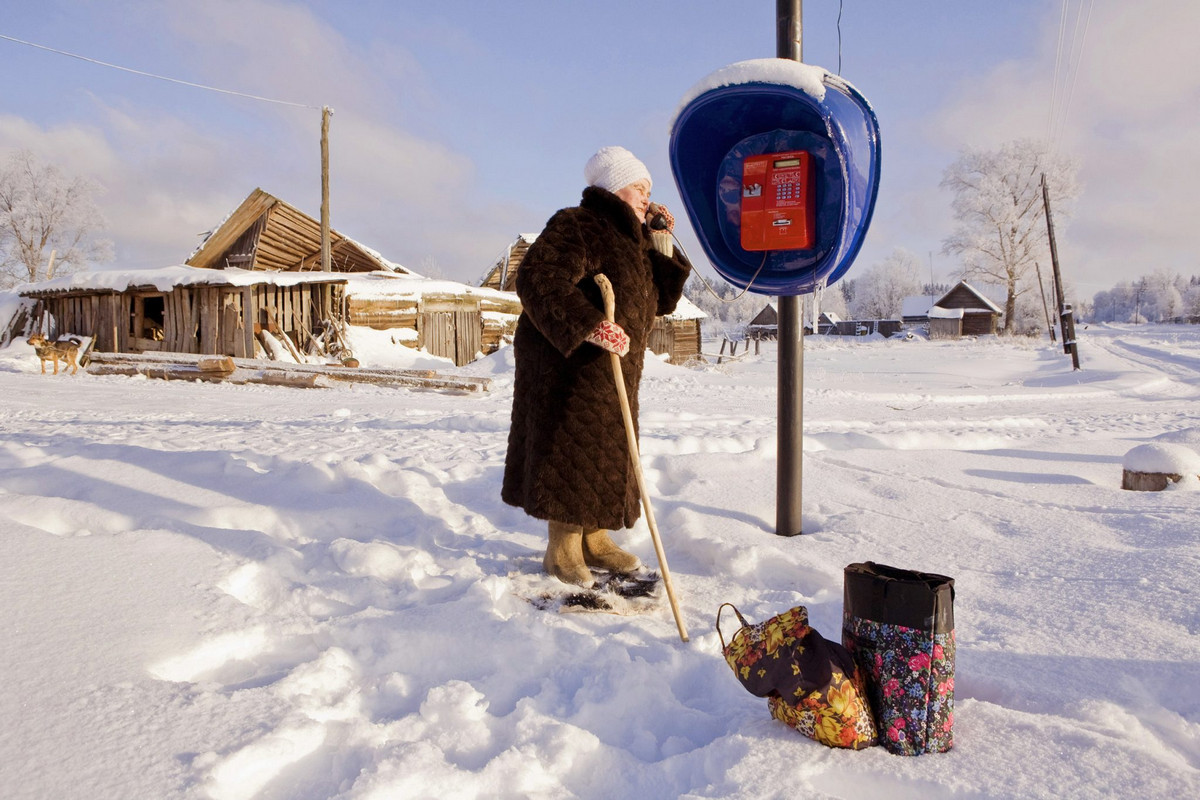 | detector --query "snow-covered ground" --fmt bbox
[1,324,1197,799]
